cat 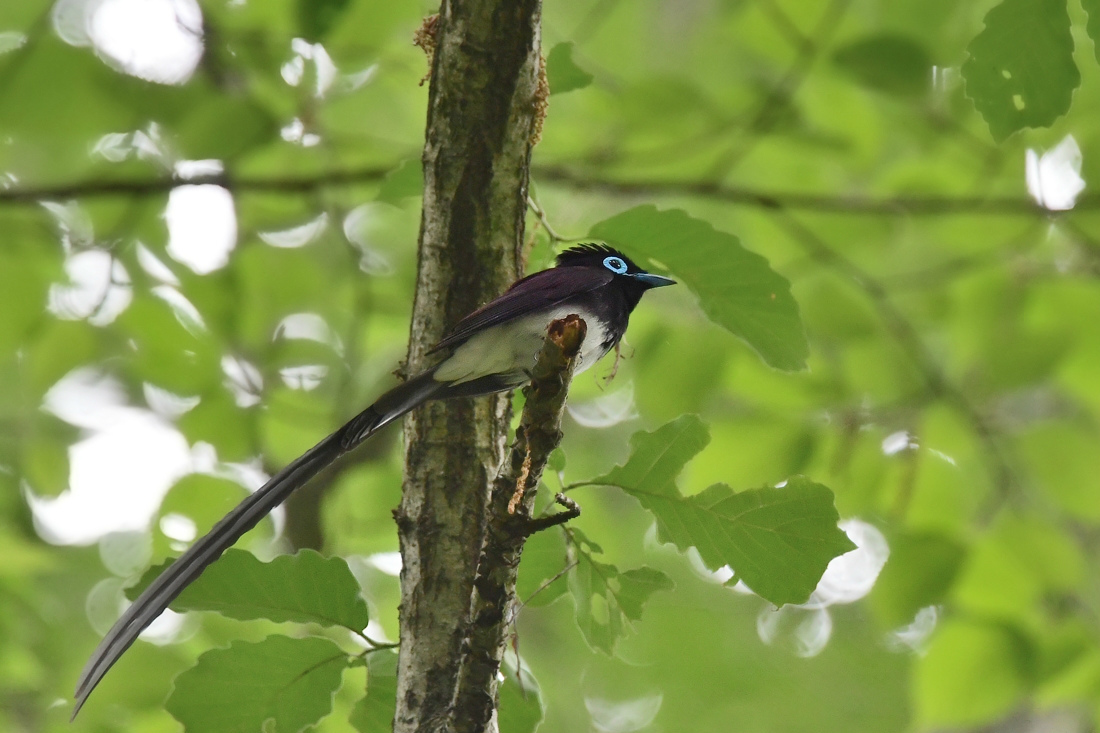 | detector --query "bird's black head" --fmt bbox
[556,244,676,297]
